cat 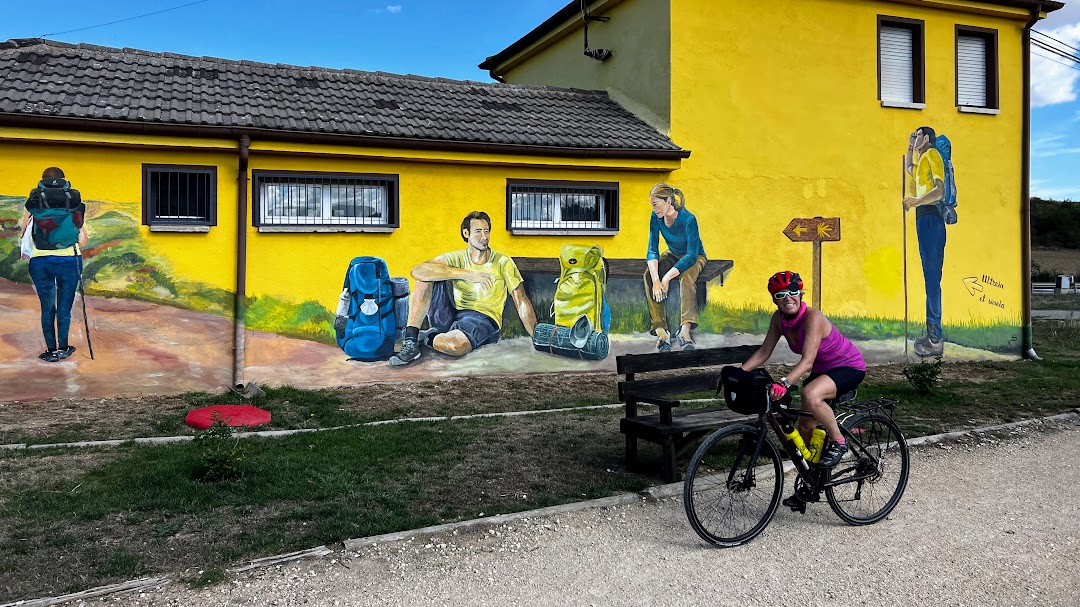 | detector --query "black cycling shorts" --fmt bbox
[804,367,866,401]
